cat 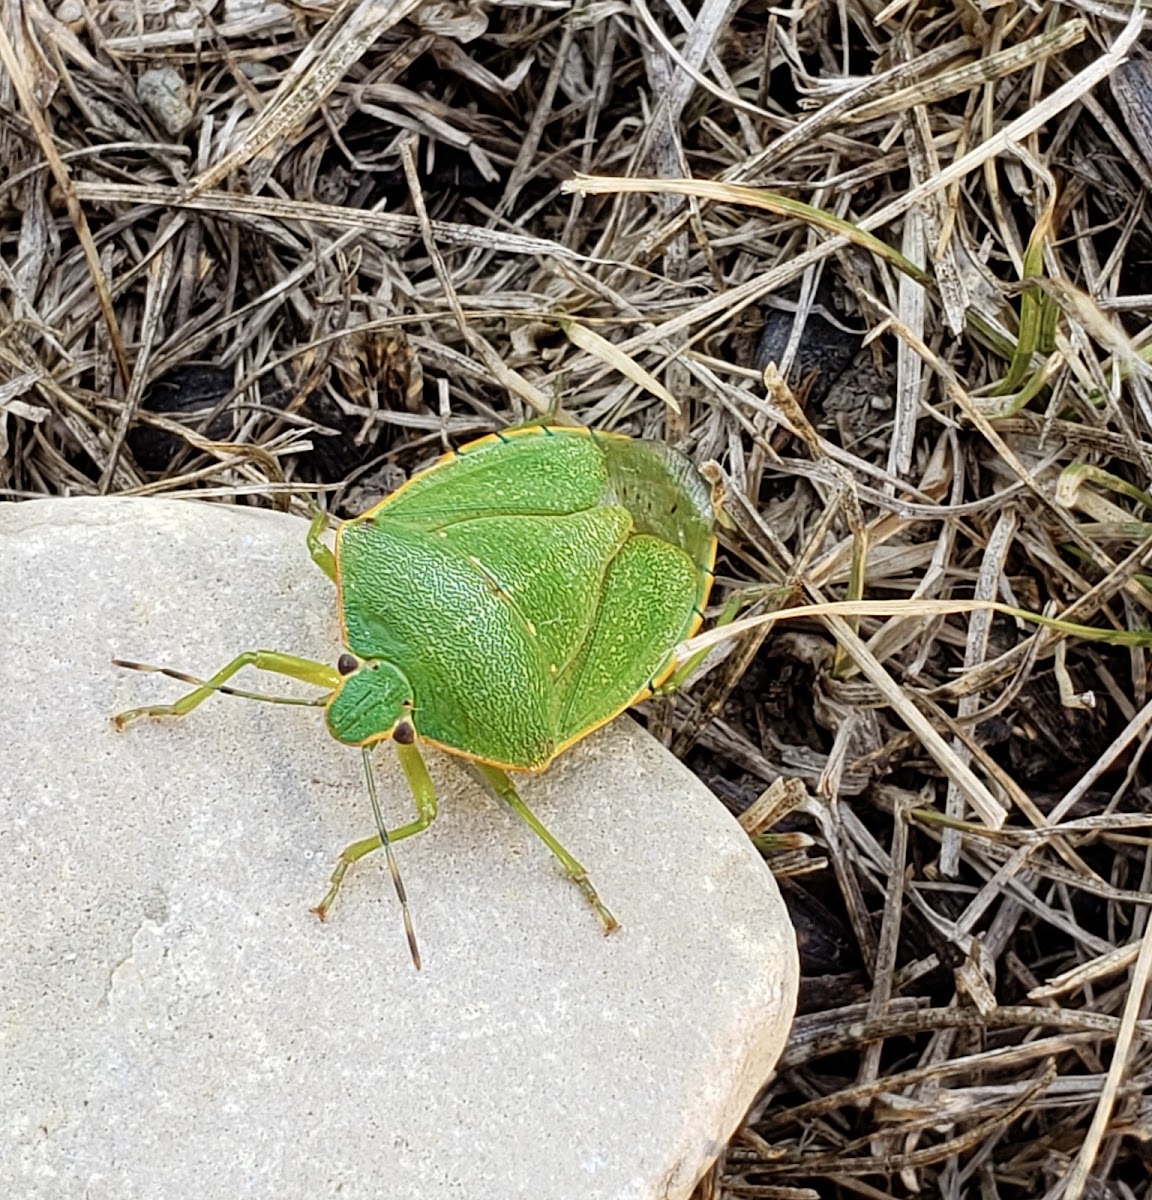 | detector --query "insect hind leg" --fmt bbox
[475,764,619,933]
